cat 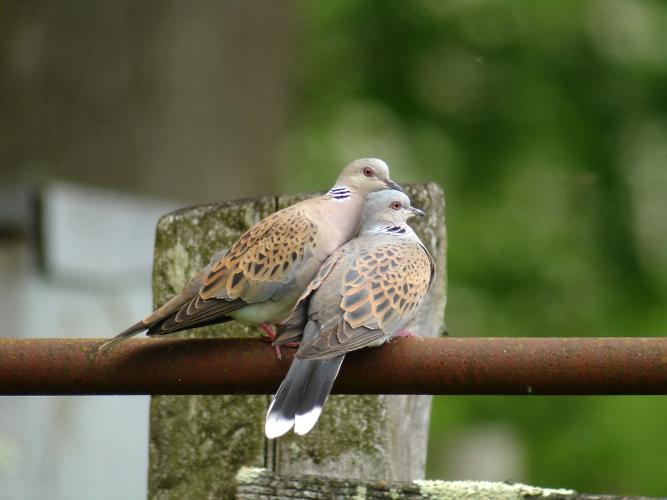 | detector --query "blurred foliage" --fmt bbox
[279,0,667,496]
